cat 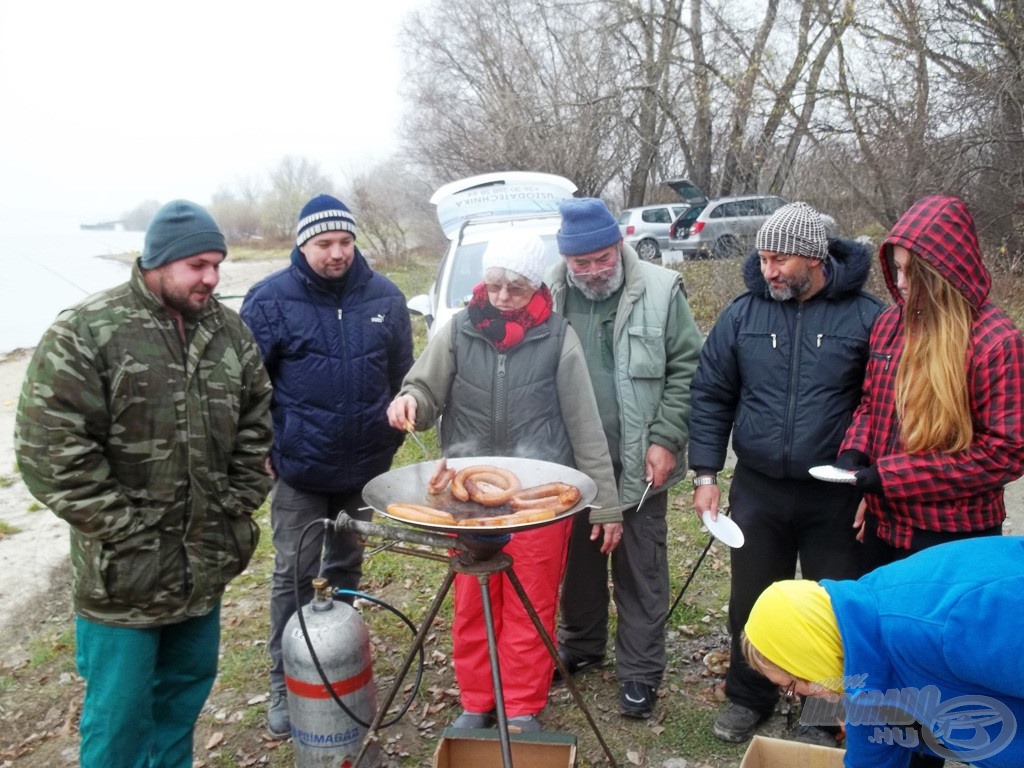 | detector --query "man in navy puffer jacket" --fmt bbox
[241,194,413,738]
[688,202,885,745]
